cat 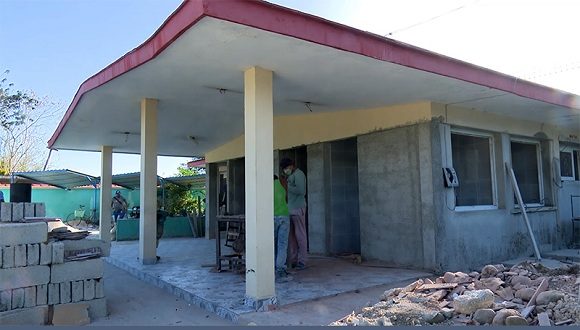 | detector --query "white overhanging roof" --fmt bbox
[48,0,580,157]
